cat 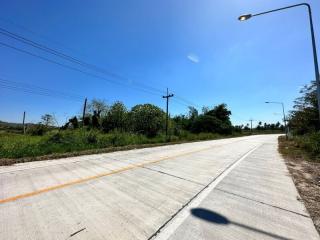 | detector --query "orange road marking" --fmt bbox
[0,146,214,204]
